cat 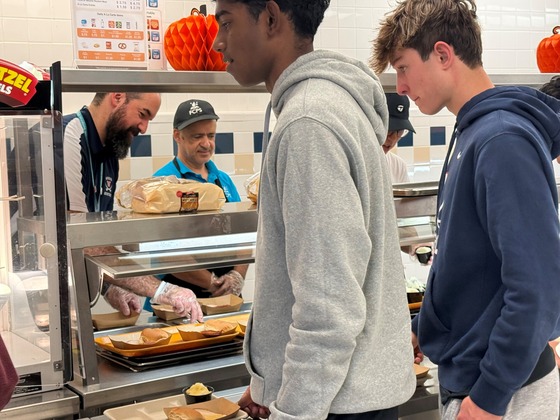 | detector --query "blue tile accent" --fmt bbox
[215,132,234,154]
[430,126,447,146]
[130,134,152,157]
[253,132,272,153]
[398,131,413,147]
[253,133,263,153]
